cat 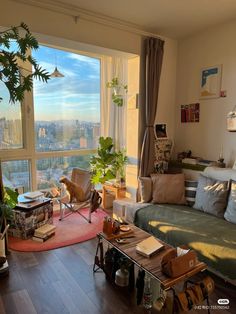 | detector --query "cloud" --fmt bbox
[68,53,100,68]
